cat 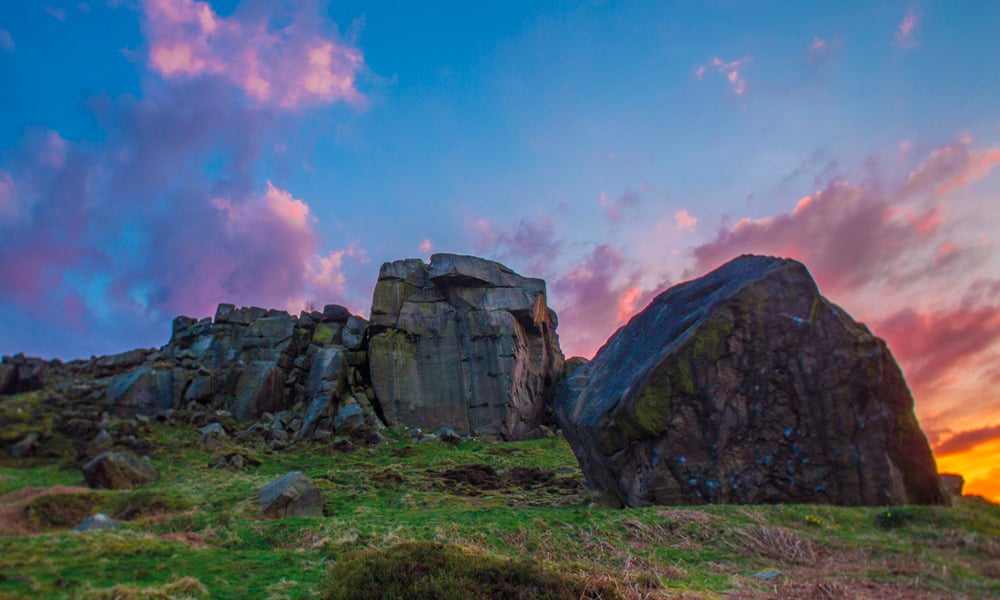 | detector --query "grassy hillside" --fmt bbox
[1,419,999,599]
